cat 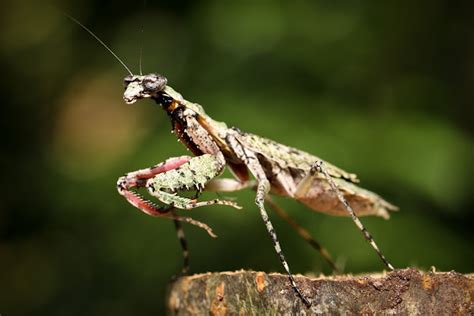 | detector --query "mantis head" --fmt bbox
[123,73,168,104]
